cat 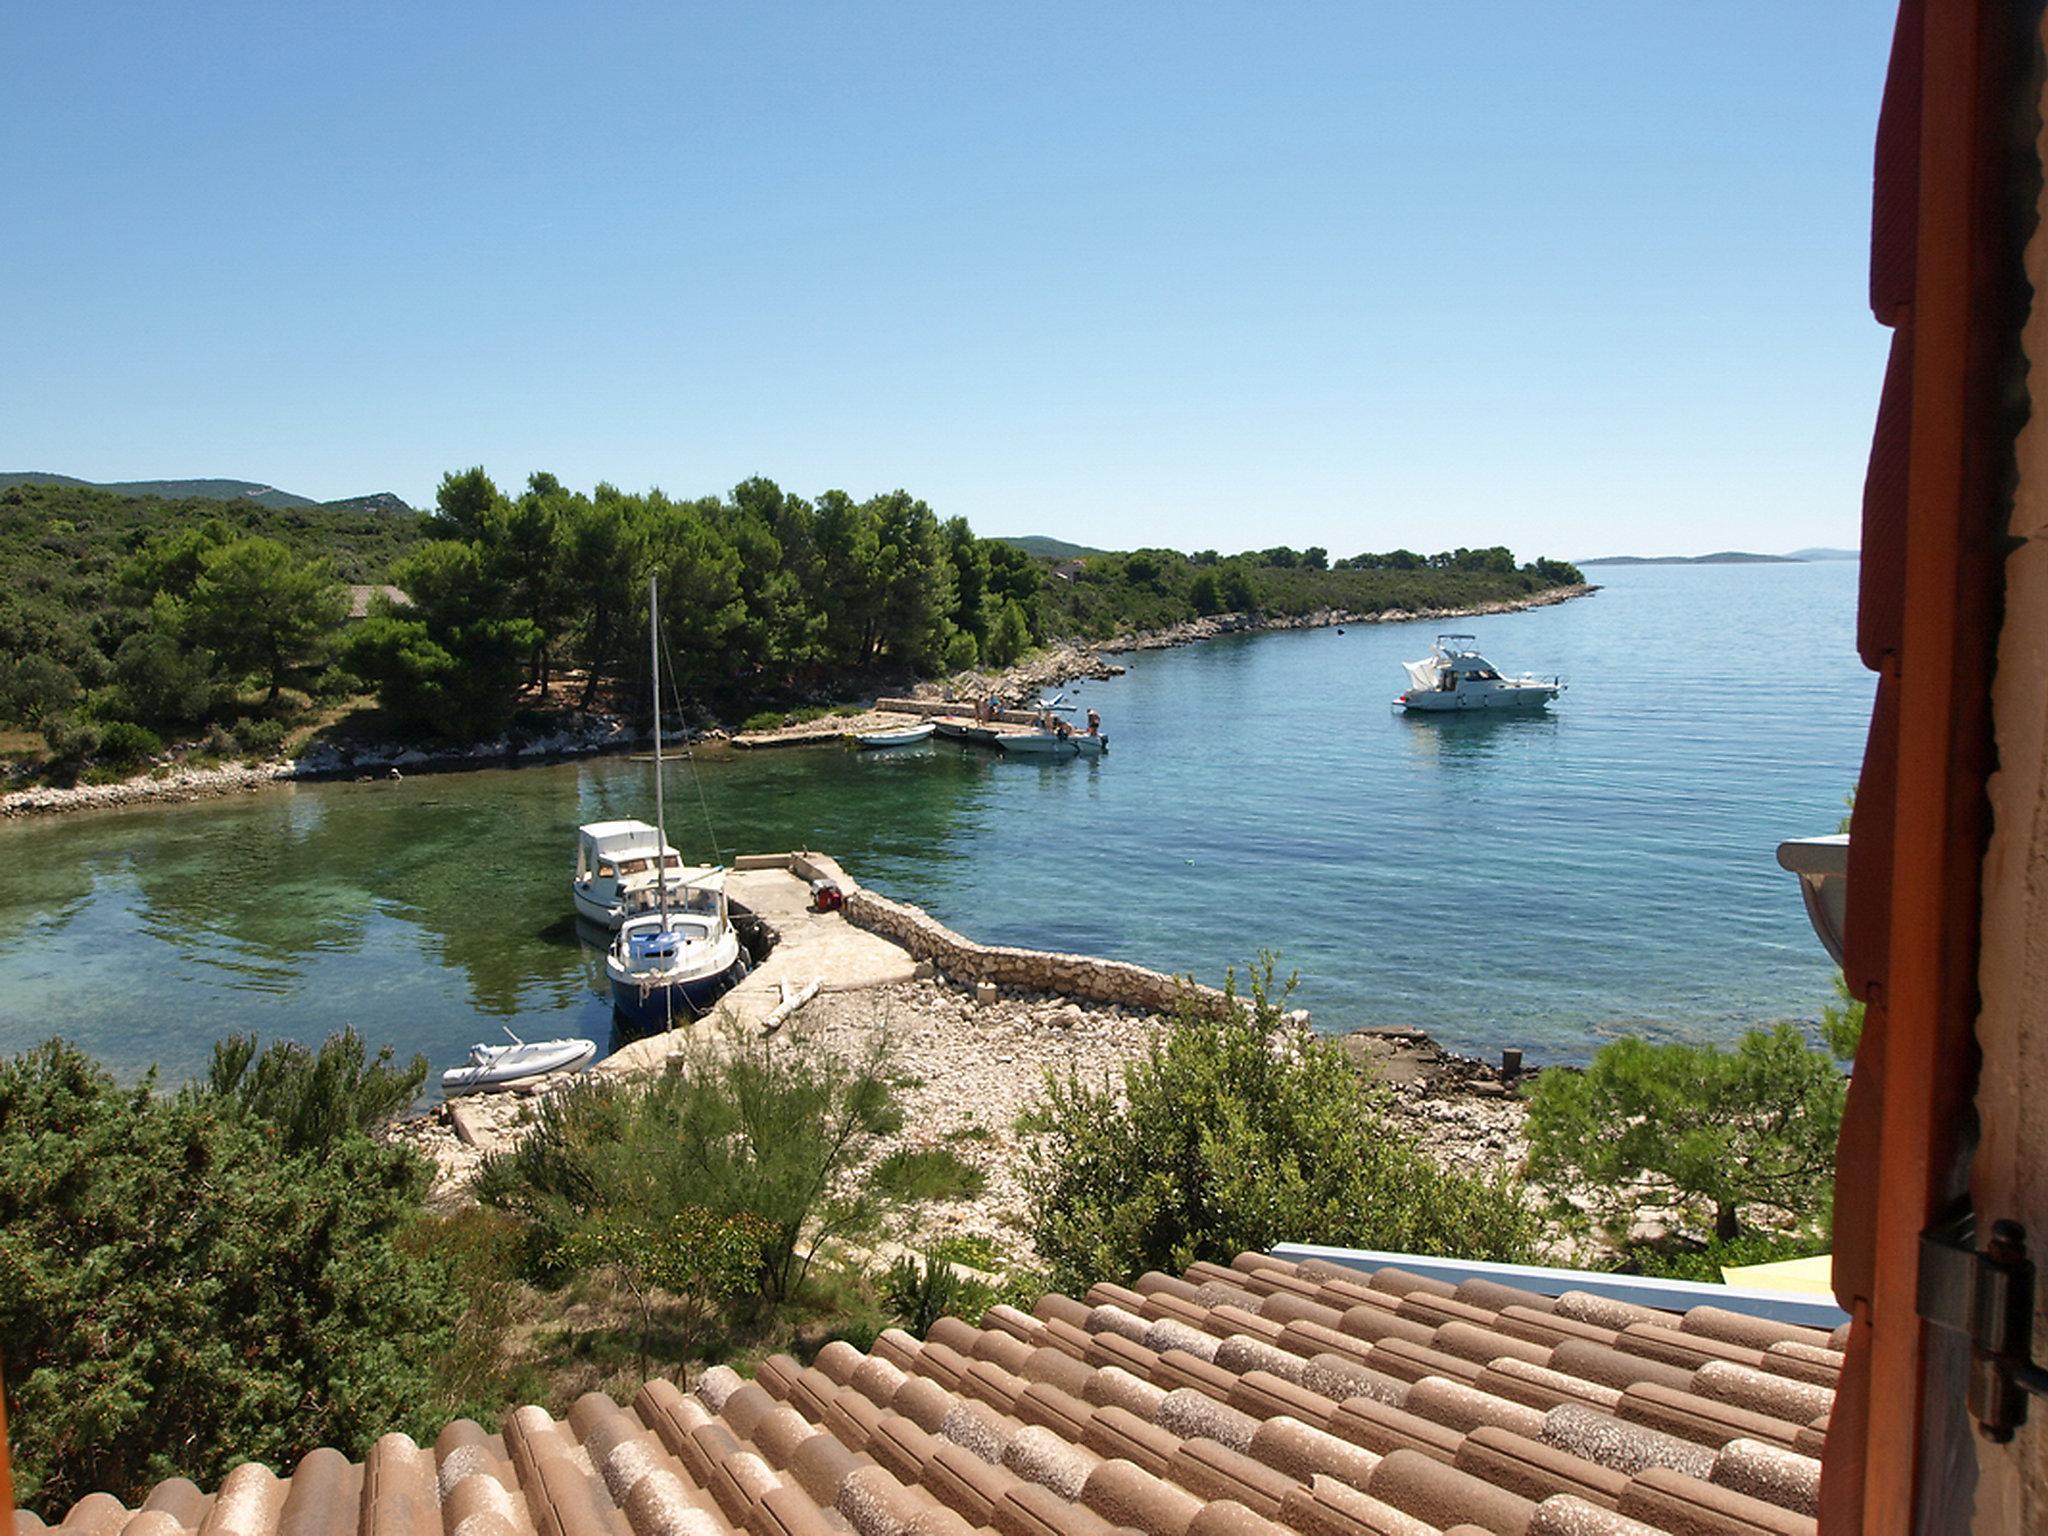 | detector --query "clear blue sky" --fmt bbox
[2,3,1894,559]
